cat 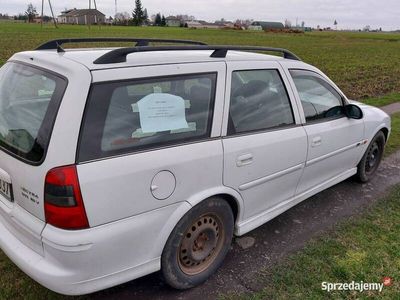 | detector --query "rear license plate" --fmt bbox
[0,179,12,202]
